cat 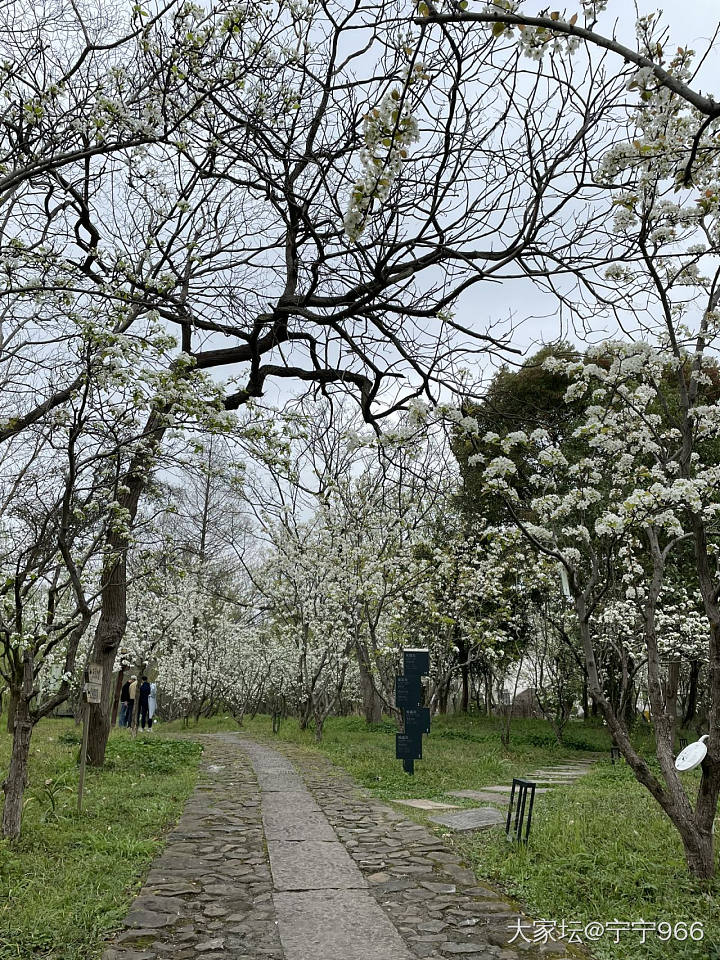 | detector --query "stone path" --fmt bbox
[427,760,596,833]
[241,739,411,960]
[103,734,582,960]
